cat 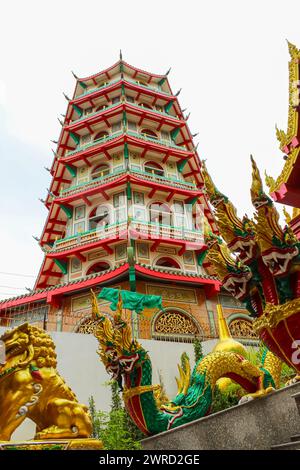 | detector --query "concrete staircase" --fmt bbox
[271,391,300,450]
